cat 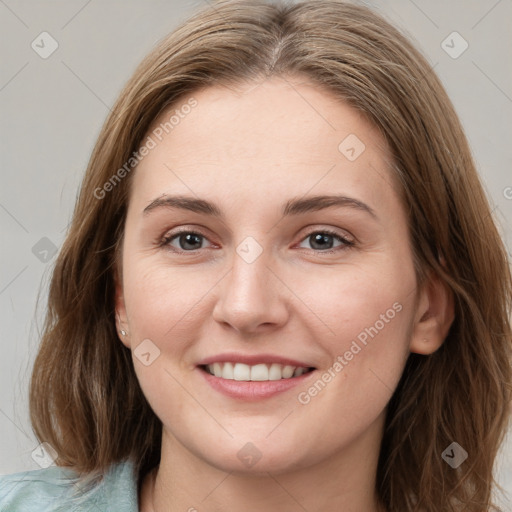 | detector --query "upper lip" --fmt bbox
[197,352,315,368]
